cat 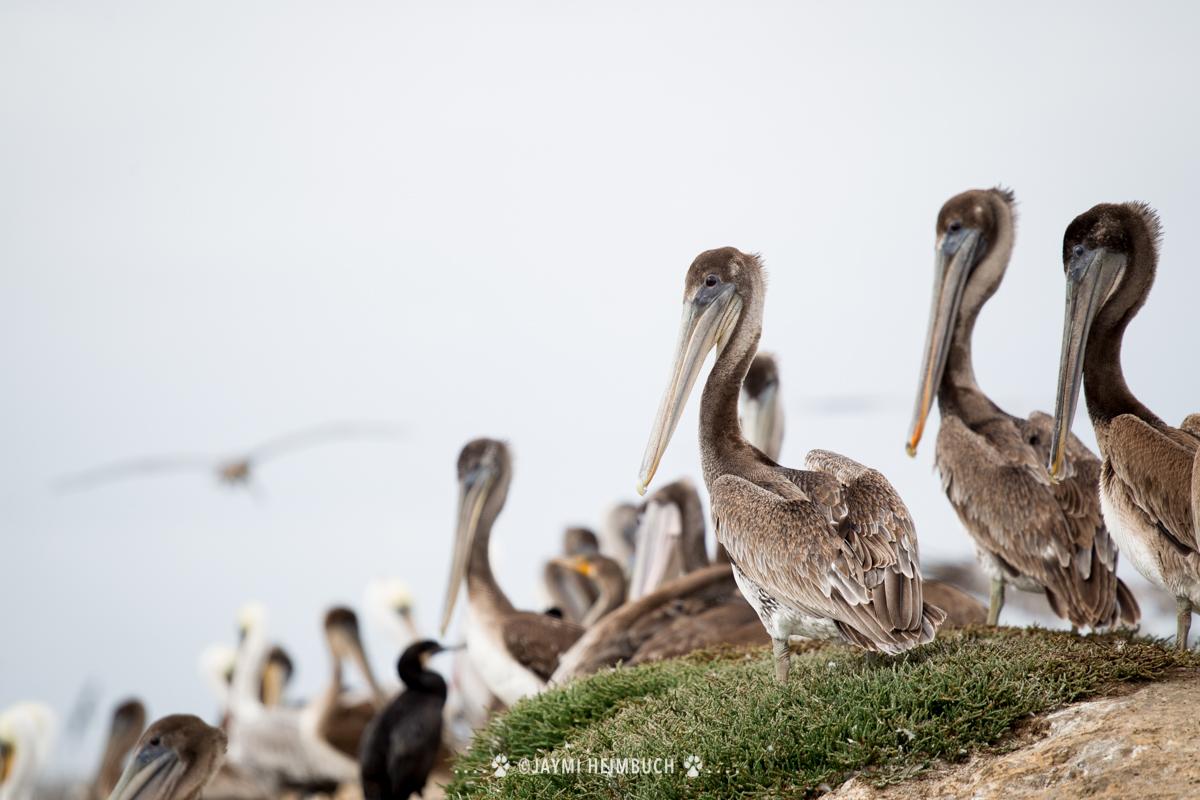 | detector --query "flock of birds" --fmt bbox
[3,187,1198,800]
